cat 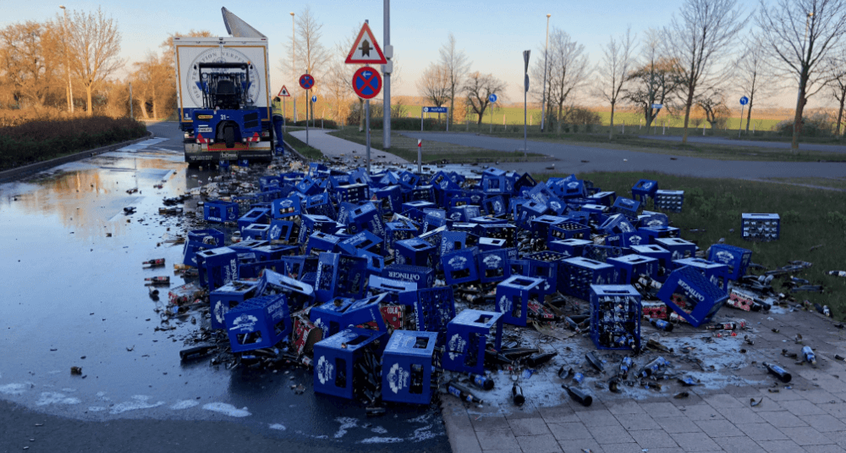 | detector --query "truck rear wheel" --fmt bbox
[224,126,235,149]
